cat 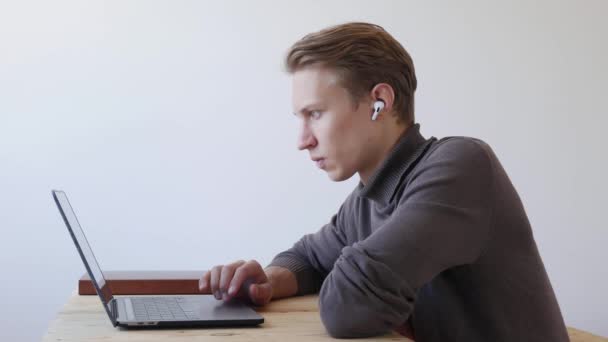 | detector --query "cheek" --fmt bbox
[336,123,371,170]
[331,130,361,171]
[325,113,355,144]
[316,113,363,166]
